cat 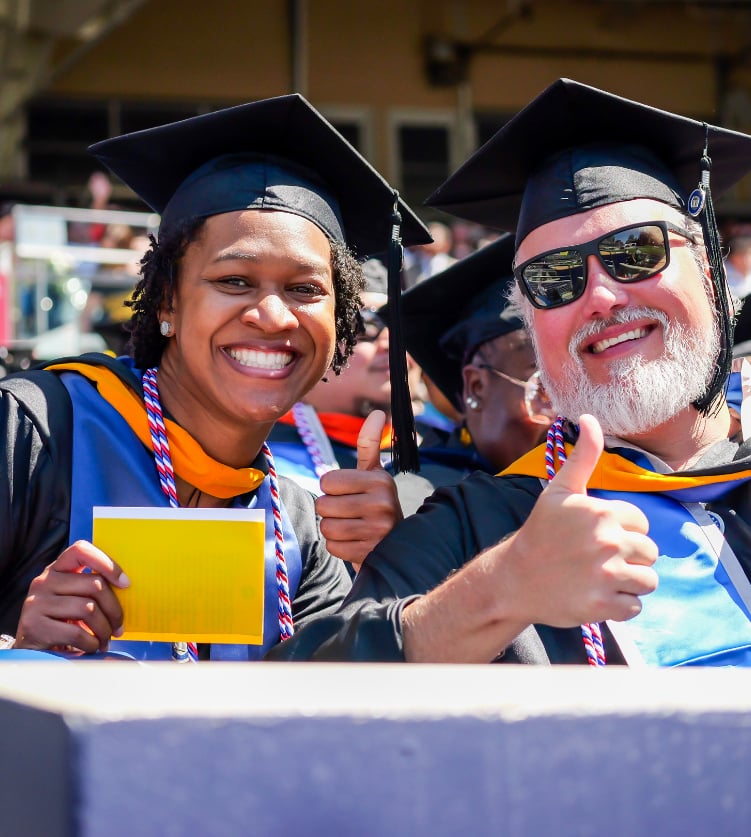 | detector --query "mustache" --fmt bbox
[568,307,669,355]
